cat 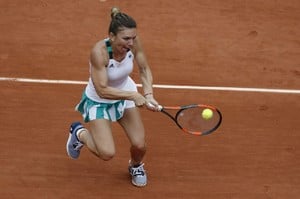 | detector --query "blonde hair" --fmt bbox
[111,7,121,19]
